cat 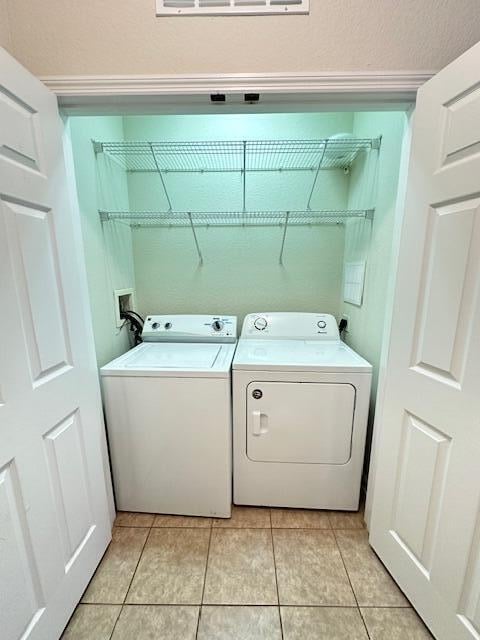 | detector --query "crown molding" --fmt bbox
[40,71,434,113]
[41,71,433,97]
